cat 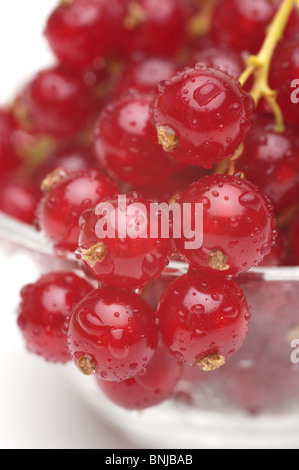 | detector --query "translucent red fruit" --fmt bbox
[0,109,21,175]
[17,272,93,363]
[32,141,97,188]
[153,64,254,168]
[78,191,172,289]
[269,38,299,128]
[156,273,250,370]
[209,0,278,54]
[67,286,158,381]
[119,0,188,58]
[188,47,245,80]
[16,64,99,138]
[37,168,119,254]
[115,57,180,96]
[0,173,41,225]
[97,346,182,410]
[44,0,124,70]
[174,174,277,277]
[236,120,299,213]
[93,90,185,186]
